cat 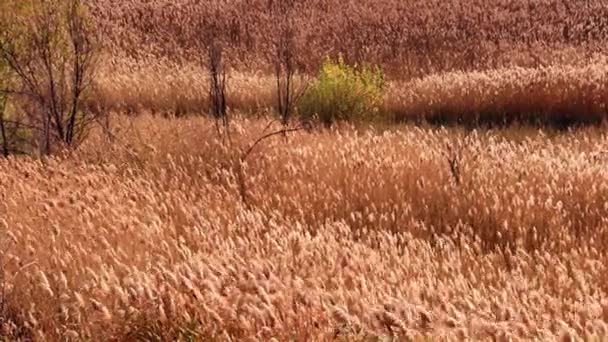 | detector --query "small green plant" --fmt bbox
[297,56,385,126]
